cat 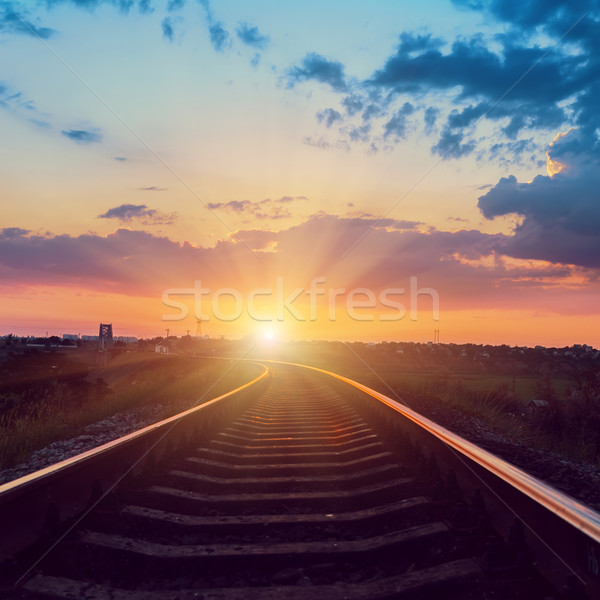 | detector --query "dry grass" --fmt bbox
[0,352,254,469]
